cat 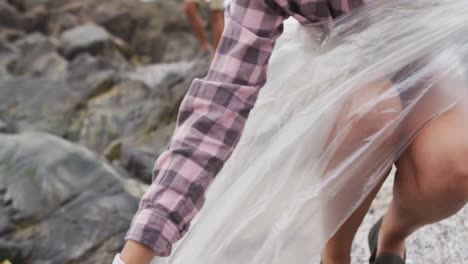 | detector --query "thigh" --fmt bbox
[395,49,468,177]
[321,79,402,231]
[325,78,403,171]
[395,70,468,206]
[396,102,468,198]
